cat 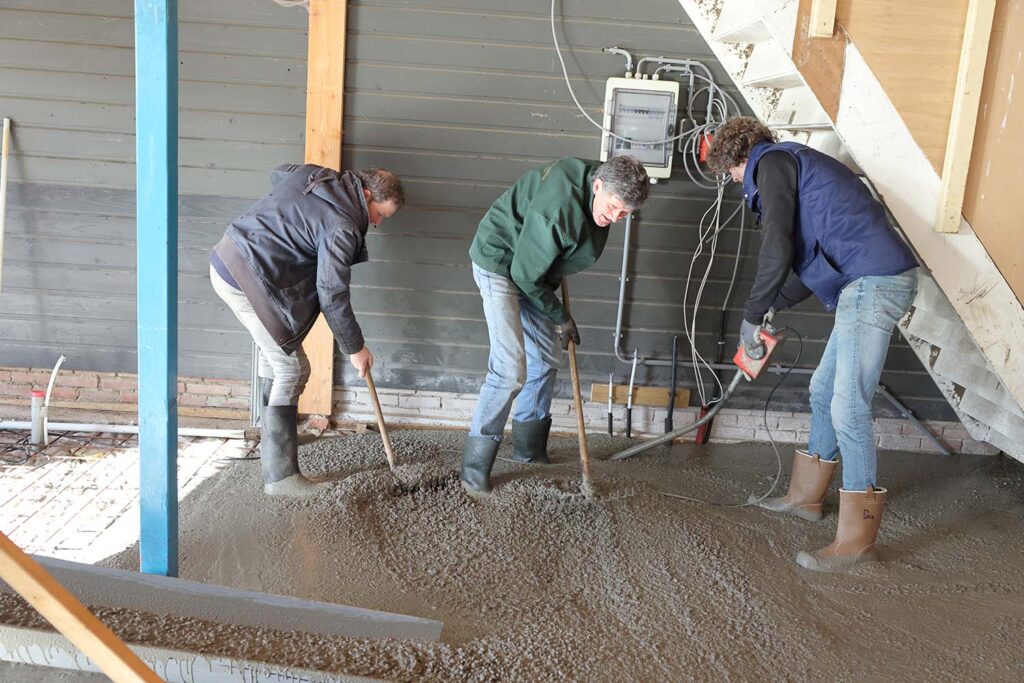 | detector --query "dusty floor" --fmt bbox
[43,430,1024,680]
